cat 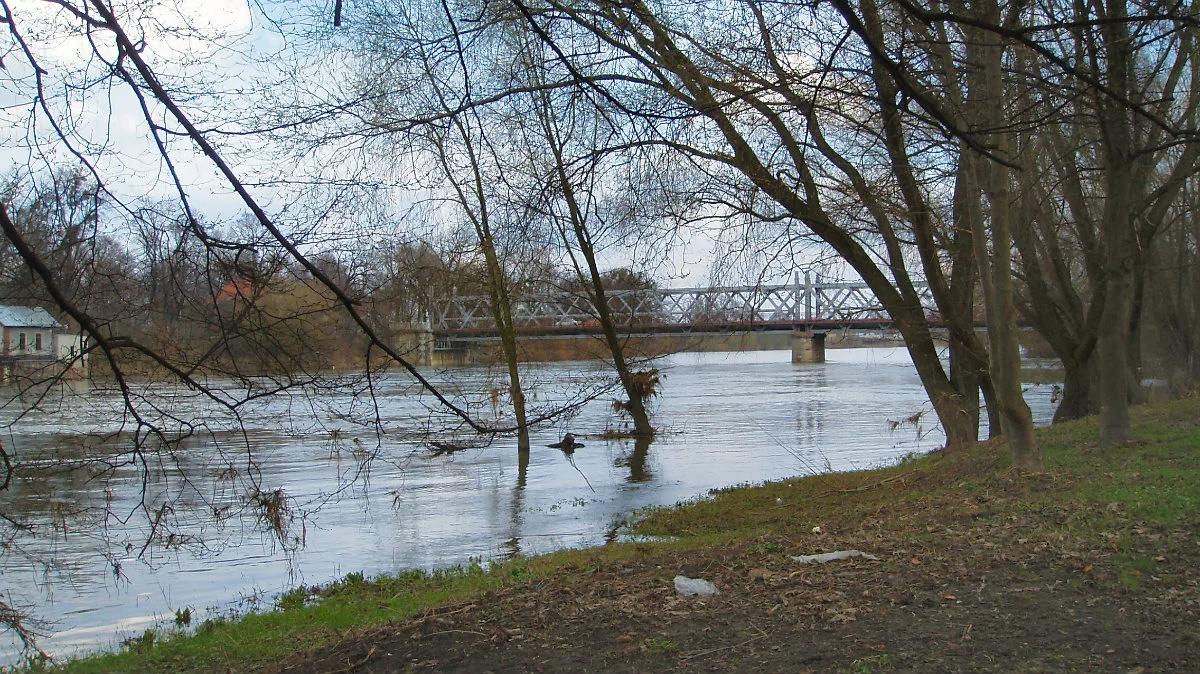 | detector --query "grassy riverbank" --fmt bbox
[44,396,1200,673]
